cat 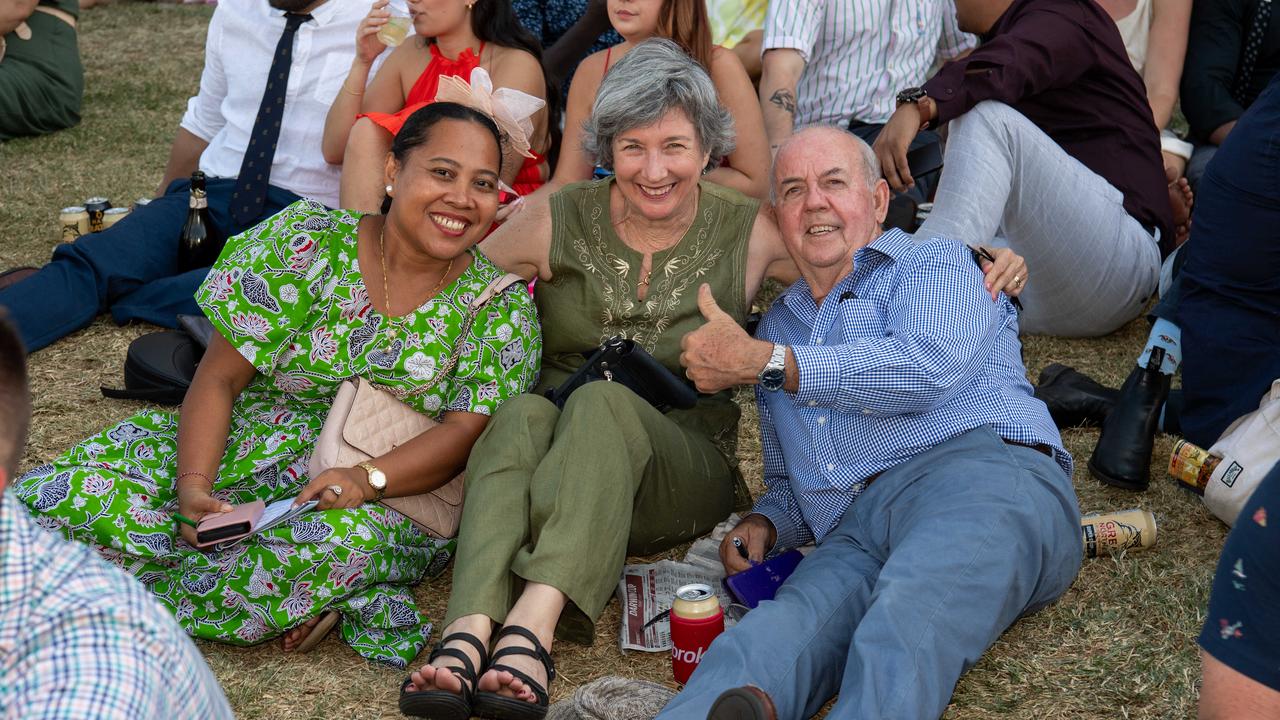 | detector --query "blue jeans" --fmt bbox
[657,426,1081,720]
[0,177,299,352]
